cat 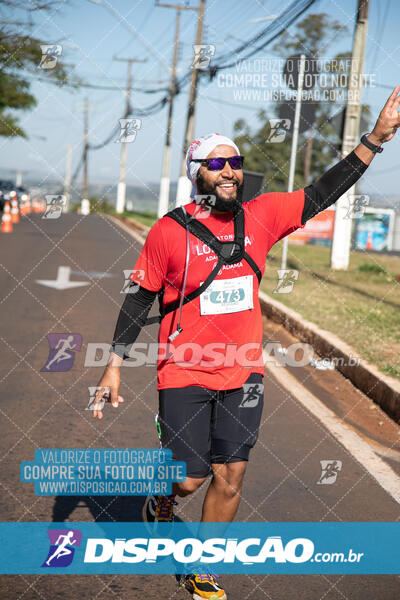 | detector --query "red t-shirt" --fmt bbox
[131,191,306,390]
